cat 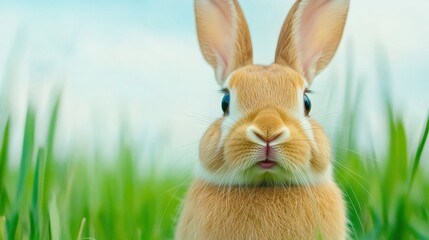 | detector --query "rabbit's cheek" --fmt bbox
[223,124,256,166]
[277,130,312,167]
[309,120,331,174]
[199,119,225,172]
